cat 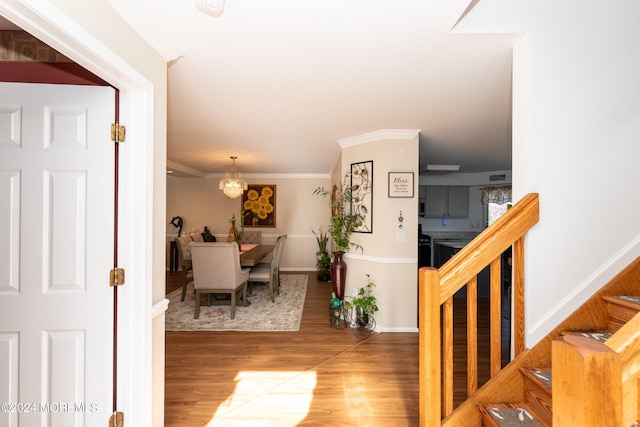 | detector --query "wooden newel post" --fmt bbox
[552,335,622,426]
[419,266,441,426]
